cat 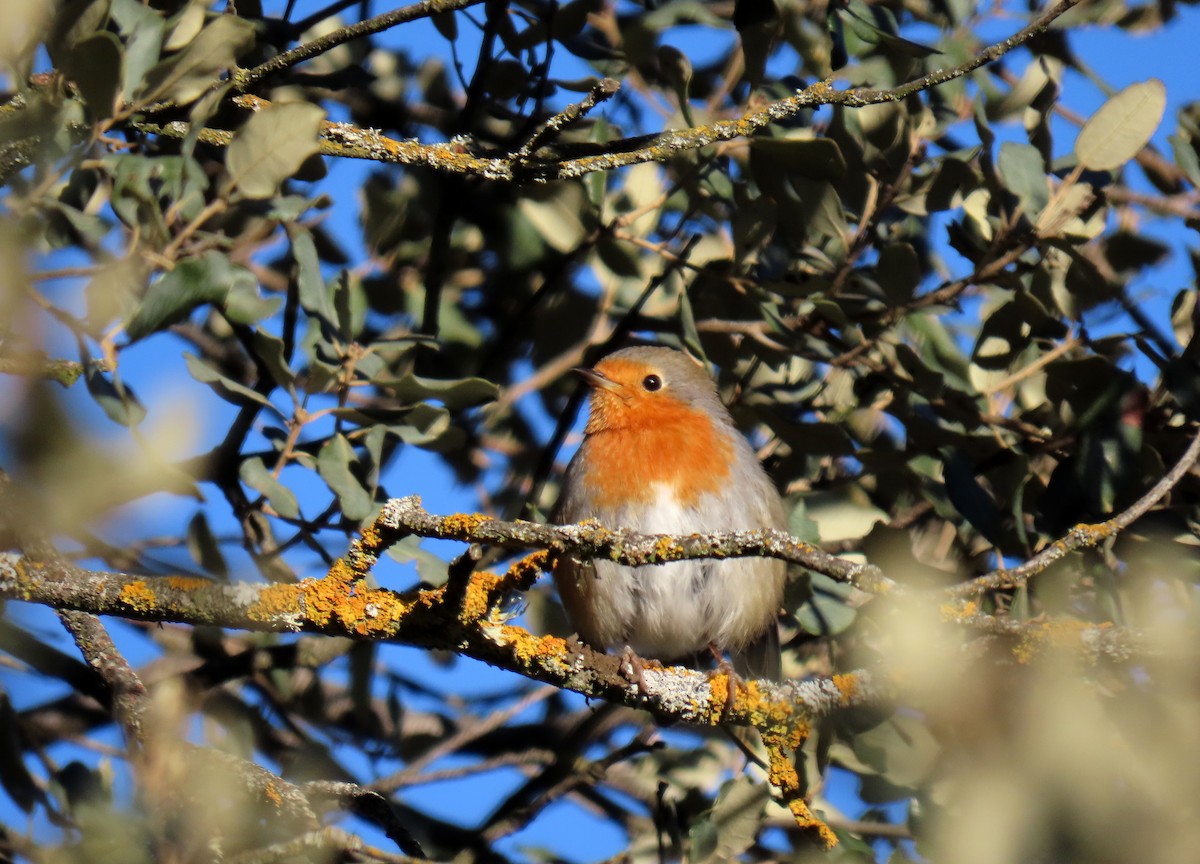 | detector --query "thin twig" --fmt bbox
[514,78,621,160]
[951,425,1200,597]
[234,0,487,92]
